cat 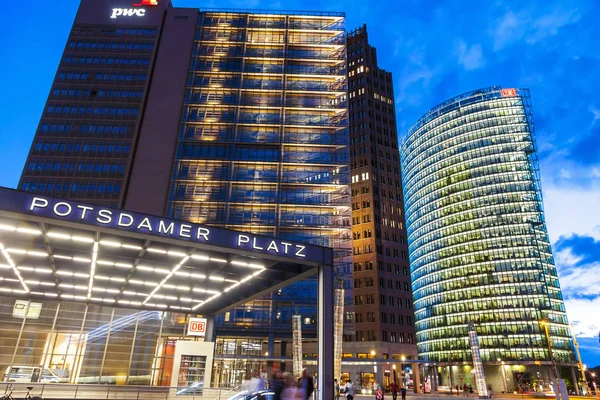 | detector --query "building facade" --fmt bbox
[345,25,417,388]
[16,0,352,388]
[401,87,577,392]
